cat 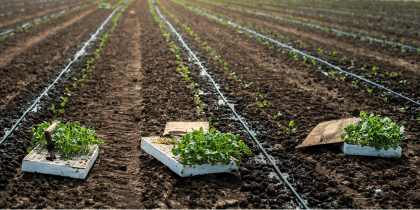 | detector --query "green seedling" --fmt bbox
[285,121,296,136]
[311,59,316,68]
[73,83,77,89]
[189,82,197,89]
[367,88,373,94]
[258,100,267,107]
[341,55,347,60]
[50,104,57,115]
[332,51,337,56]
[208,117,219,129]
[361,64,367,70]
[389,73,398,77]
[340,76,346,81]
[351,60,355,66]
[371,66,377,75]
[254,90,263,100]
[400,80,410,85]
[196,104,206,116]
[401,106,410,112]
[273,111,282,119]
[244,83,252,88]
[352,80,359,87]
[382,92,388,102]
[328,71,335,78]
[236,76,243,83]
